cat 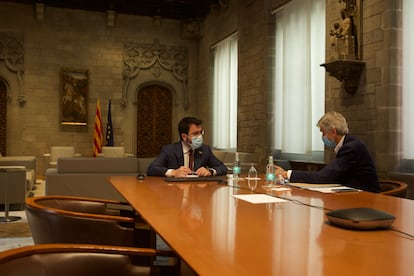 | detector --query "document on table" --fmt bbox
[232,194,288,204]
[288,182,341,188]
[288,183,360,193]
